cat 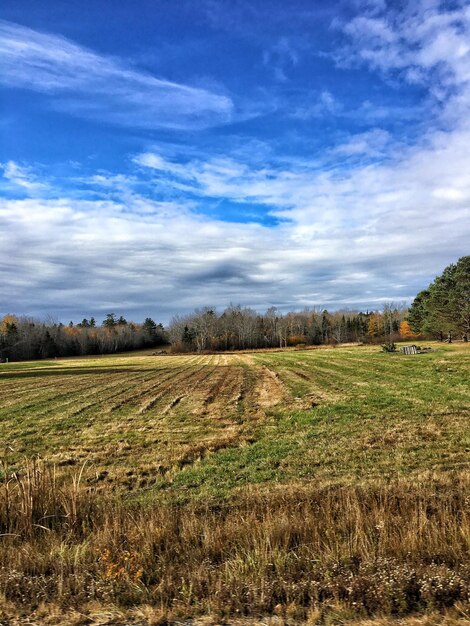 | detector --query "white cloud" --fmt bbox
[330,129,391,157]
[130,102,470,288]
[0,20,234,130]
[1,161,48,193]
[337,0,470,97]
[133,153,189,178]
